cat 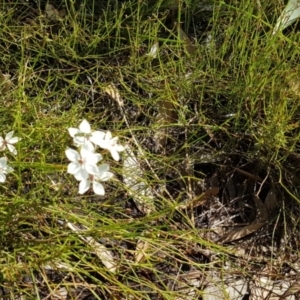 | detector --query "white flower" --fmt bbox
[0,131,21,155]
[0,157,13,183]
[78,164,113,195]
[95,131,124,161]
[146,42,159,58]
[68,119,105,150]
[65,145,102,181]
